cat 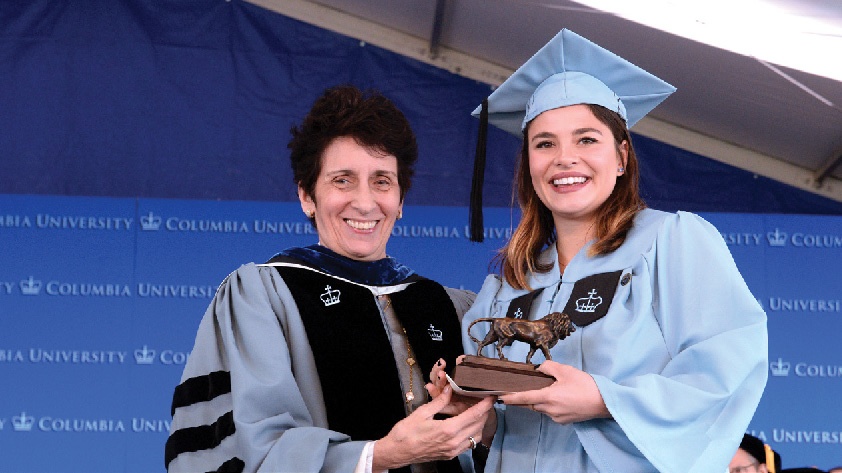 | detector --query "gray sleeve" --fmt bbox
[443,287,477,322]
[167,263,367,473]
